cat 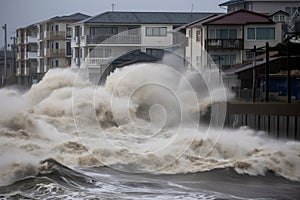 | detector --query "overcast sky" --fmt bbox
[0,0,226,47]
